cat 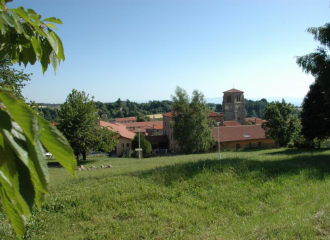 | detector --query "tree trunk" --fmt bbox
[82,151,87,160]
